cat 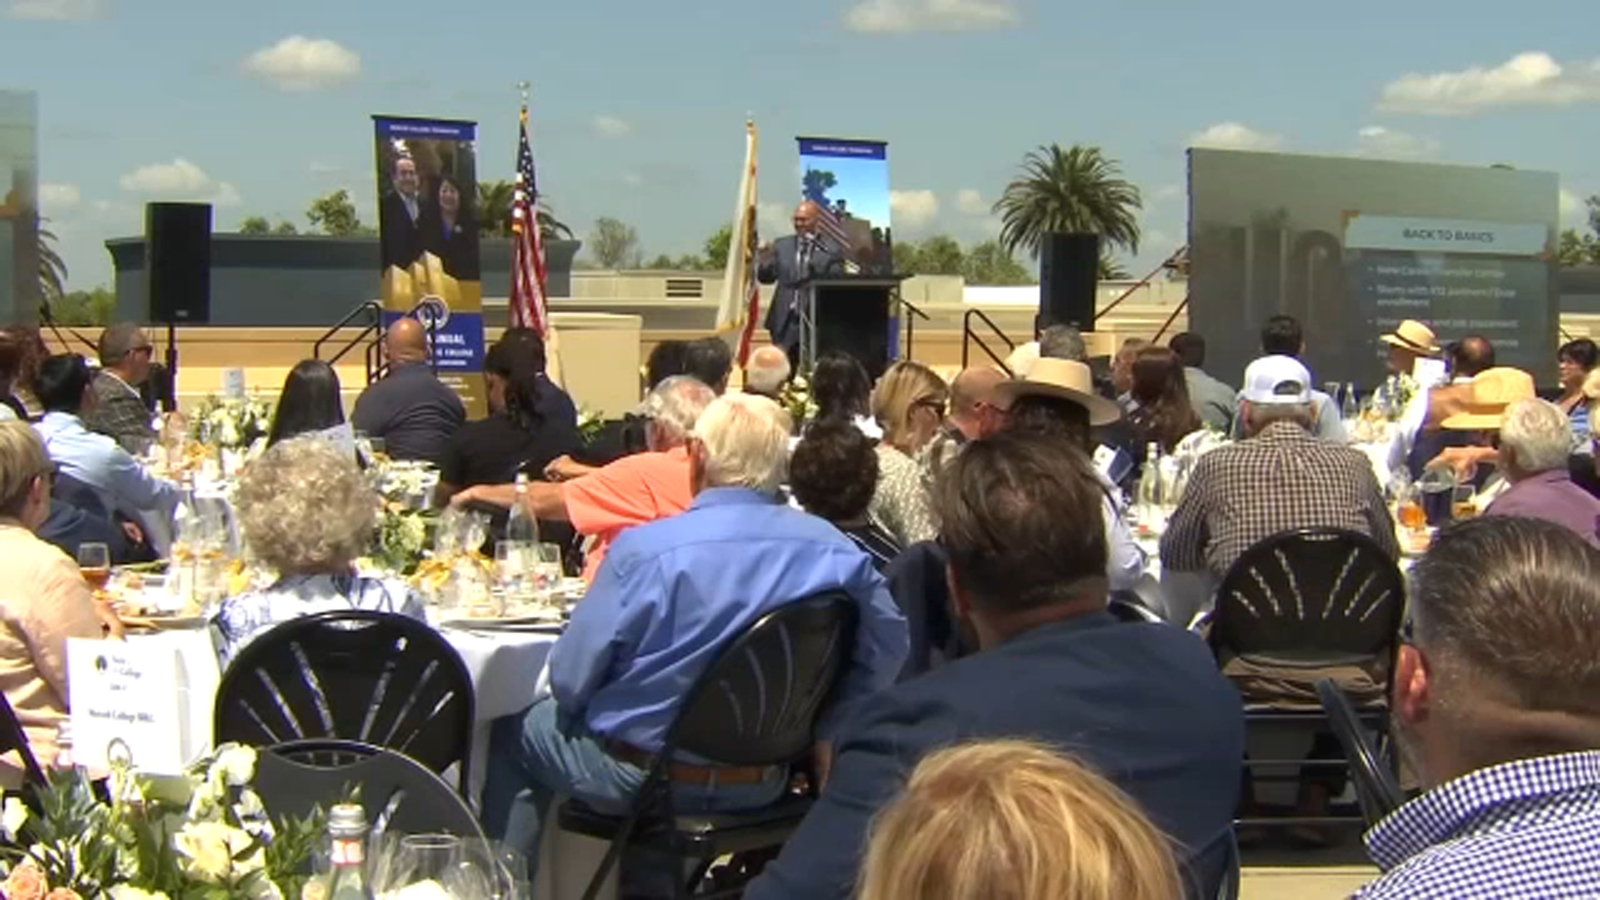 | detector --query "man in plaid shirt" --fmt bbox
[83,322,158,454]
[1357,517,1600,898]
[1161,354,1398,578]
